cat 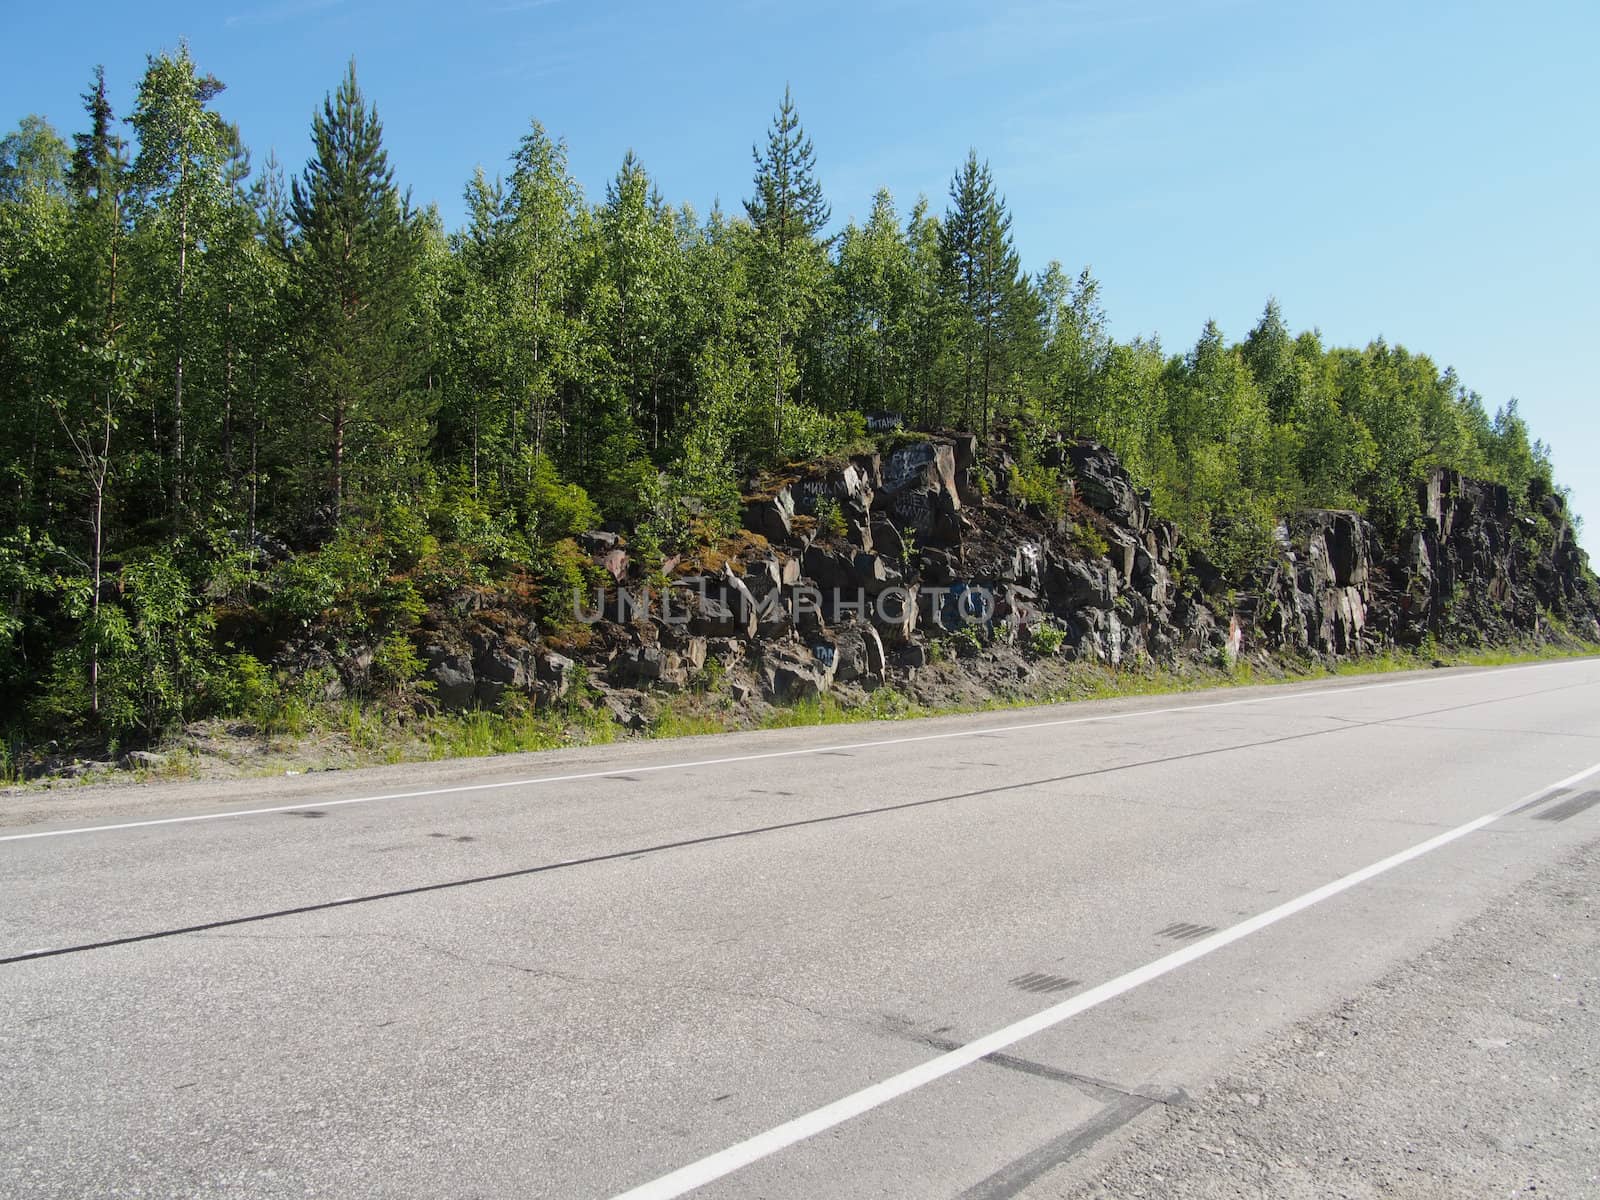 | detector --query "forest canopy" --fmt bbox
[0,48,1567,750]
